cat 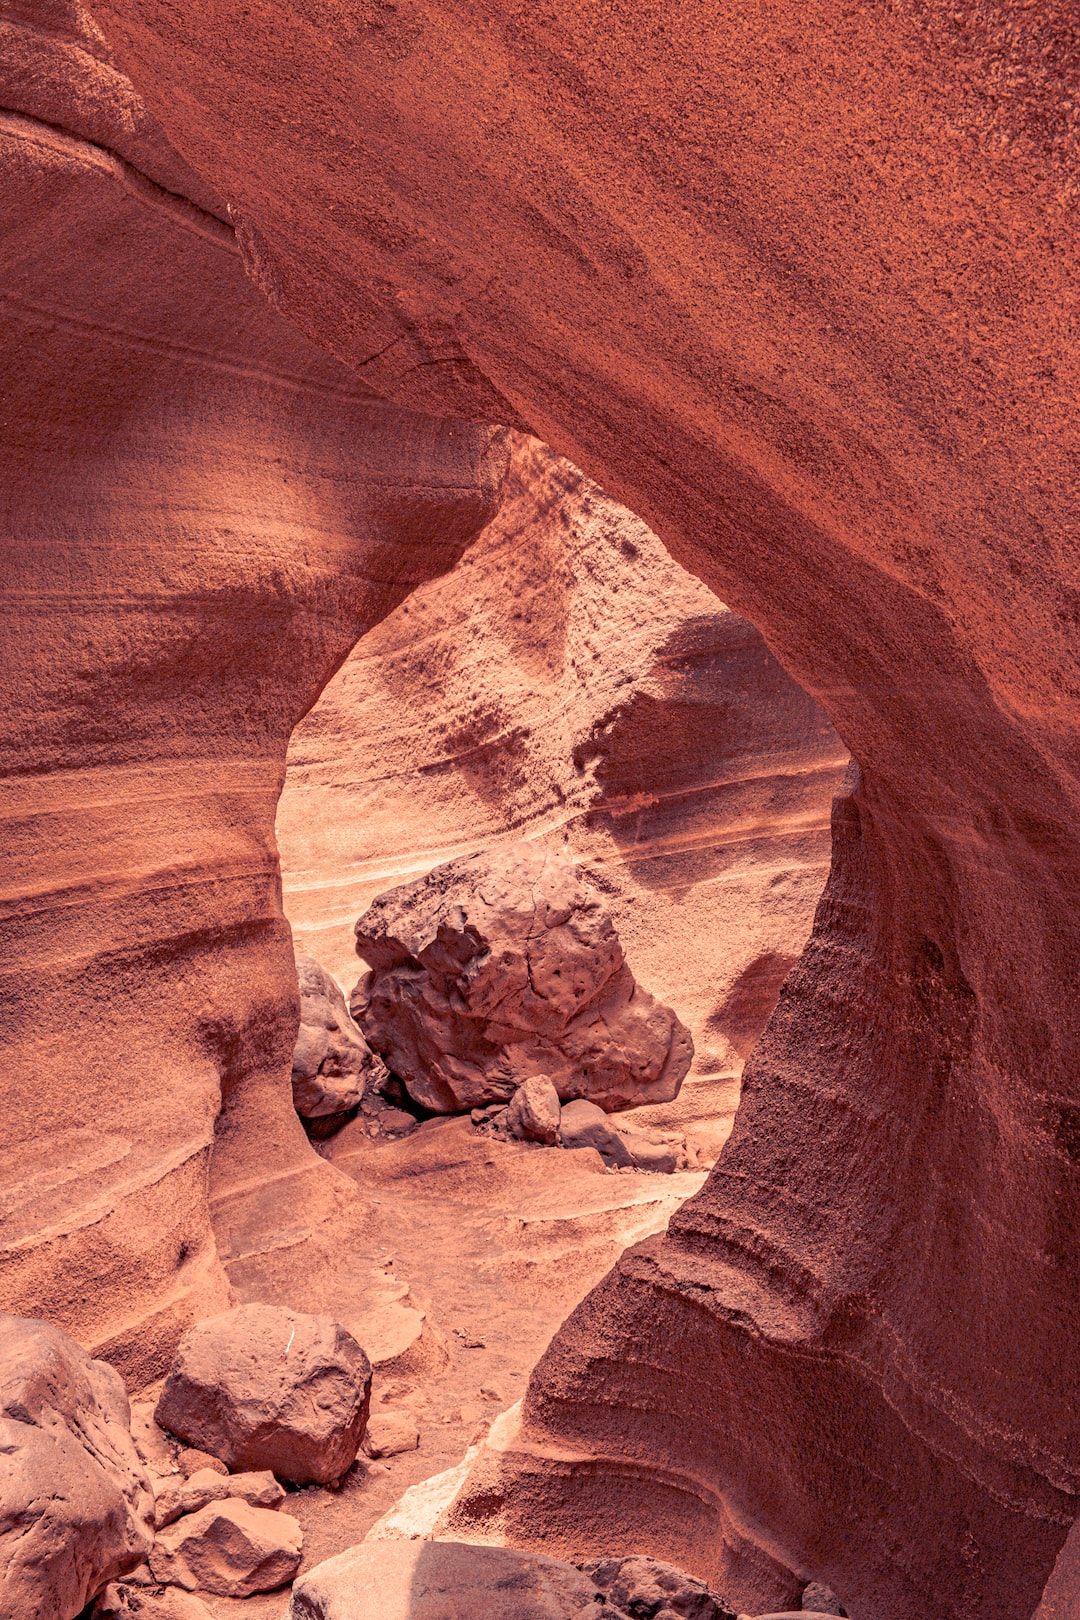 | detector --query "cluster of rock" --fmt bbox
[474,1078,699,1172]
[351,842,693,1115]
